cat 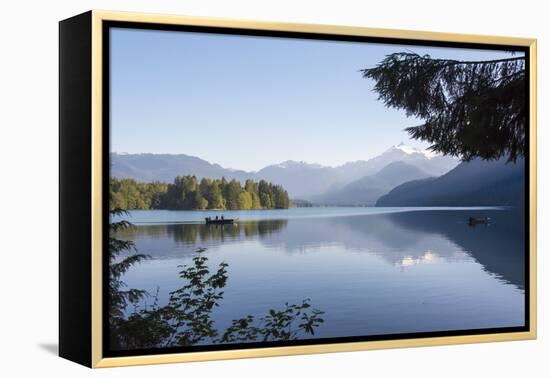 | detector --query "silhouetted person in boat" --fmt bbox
[215,216,219,221]
[221,215,224,220]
